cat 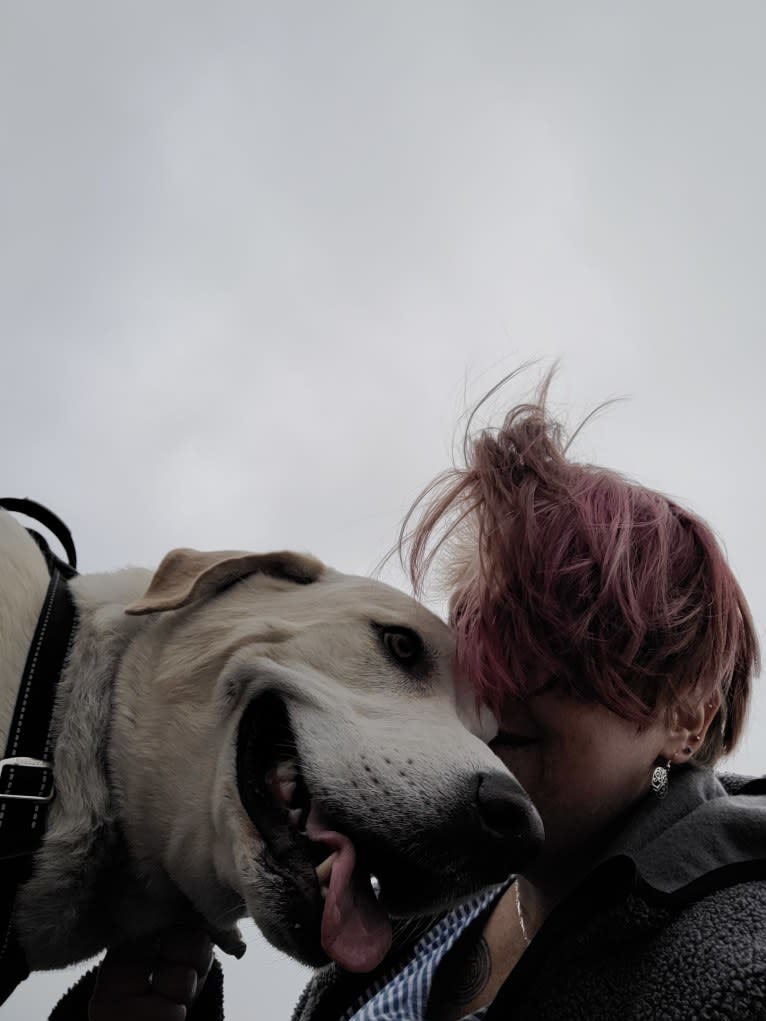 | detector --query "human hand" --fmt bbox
[88,926,214,1021]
